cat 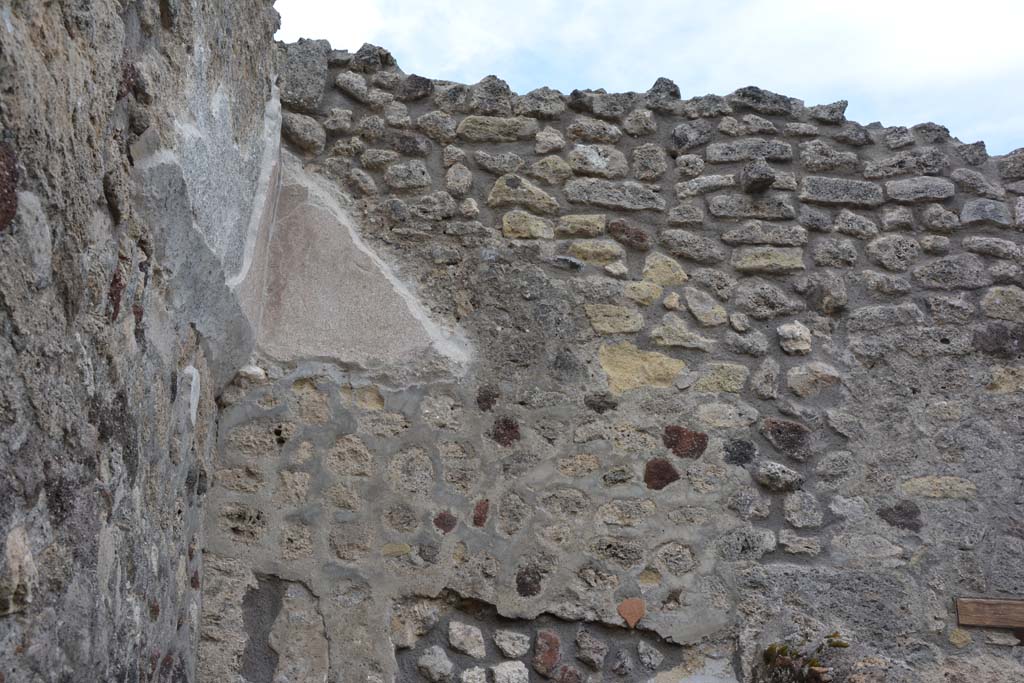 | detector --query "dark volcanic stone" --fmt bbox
[490,416,521,446]
[584,392,618,414]
[396,74,433,101]
[608,219,652,250]
[878,500,922,532]
[0,143,17,233]
[516,565,544,597]
[433,510,457,534]
[724,440,757,465]
[644,458,680,490]
[662,426,708,458]
[472,499,489,527]
[477,385,500,411]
